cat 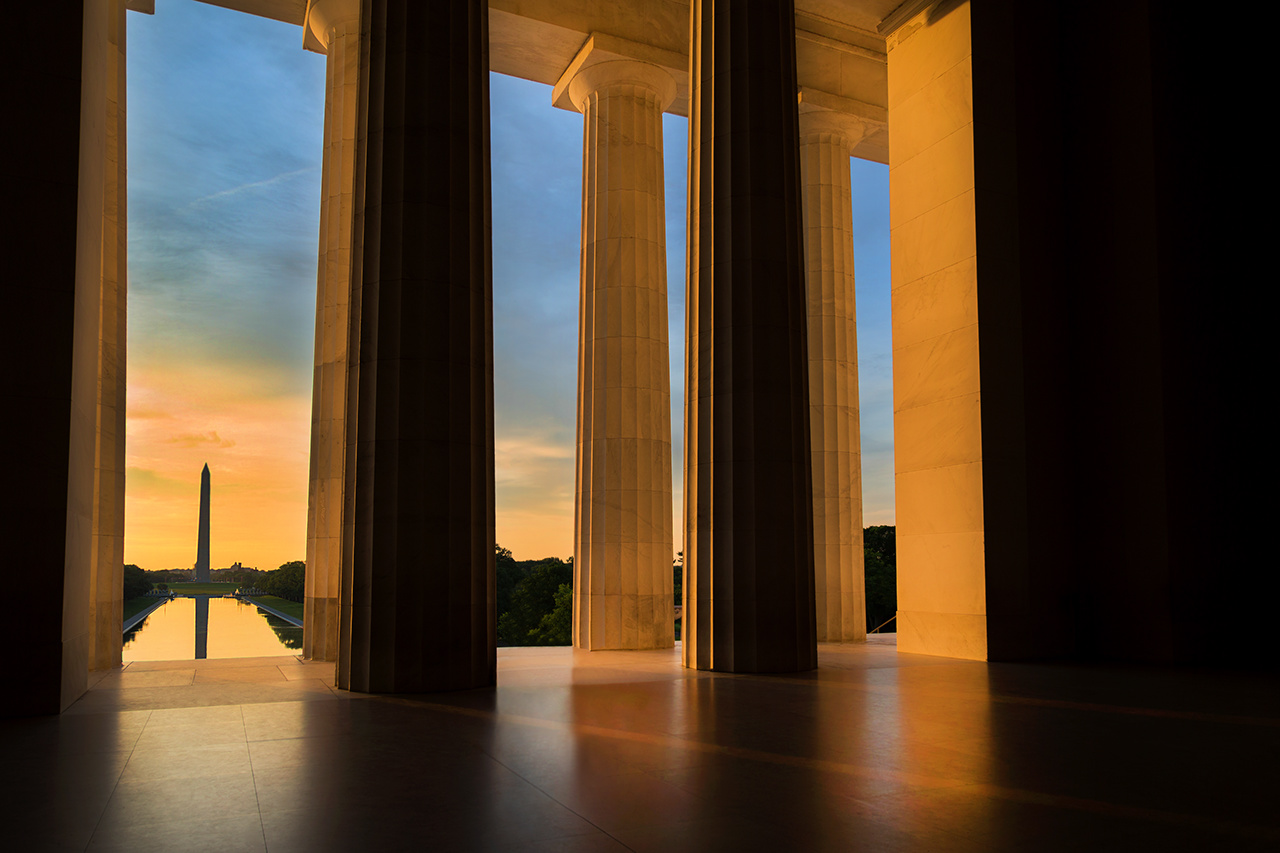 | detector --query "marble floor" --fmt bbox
[2,640,1276,852]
